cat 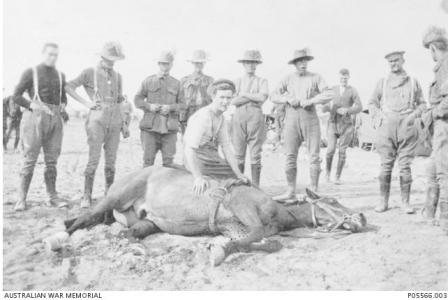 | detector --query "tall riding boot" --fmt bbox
[400,176,415,214]
[238,162,245,174]
[310,166,321,192]
[375,174,391,213]
[423,185,439,221]
[44,169,67,207]
[251,164,262,187]
[105,168,115,196]
[439,200,448,234]
[14,173,33,211]
[273,168,296,201]
[81,174,95,208]
[335,154,346,184]
[325,154,334,182]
